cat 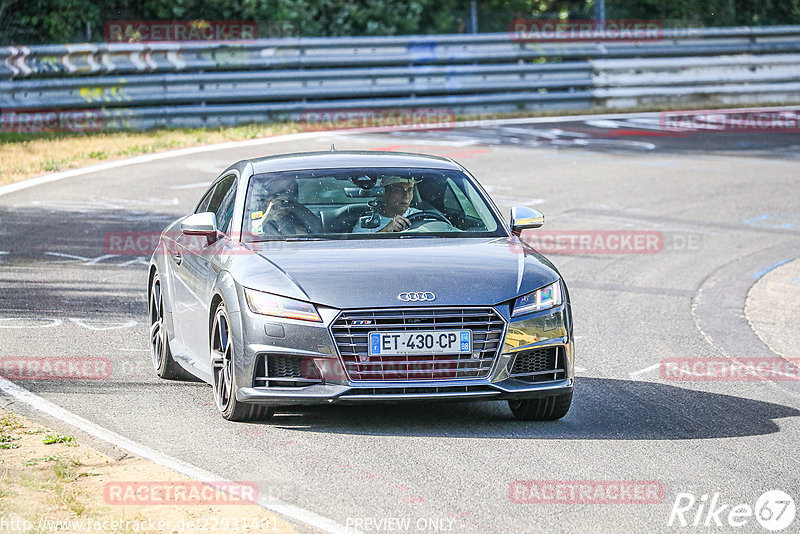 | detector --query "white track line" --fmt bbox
[0,377,356,534]
[628,363,662,378]
[3,105,796,200]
